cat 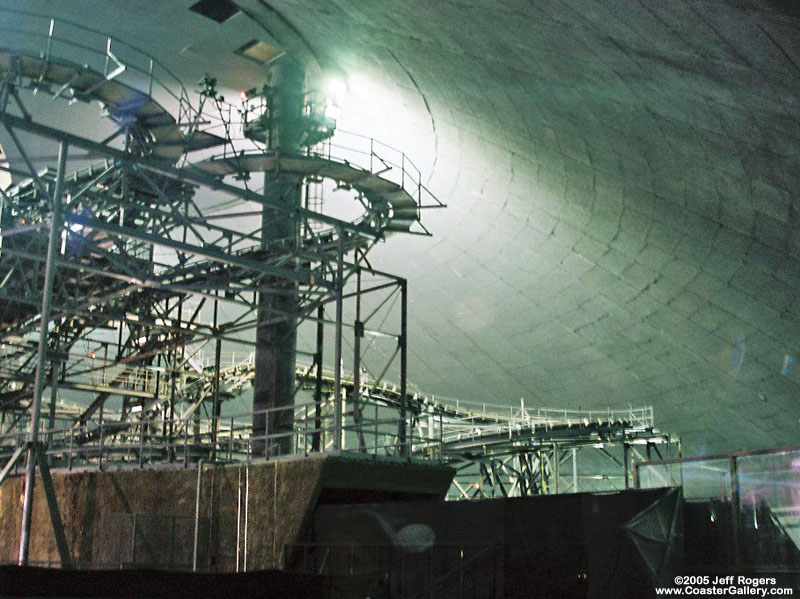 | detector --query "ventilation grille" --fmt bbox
[235,39,283,65]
